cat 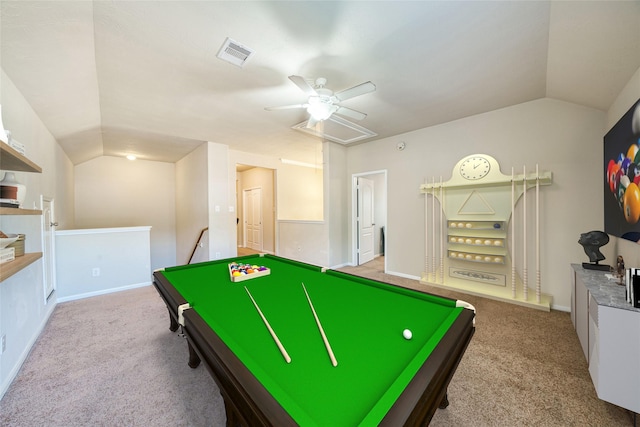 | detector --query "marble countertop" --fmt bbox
[572,264,640,313]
